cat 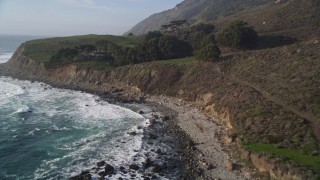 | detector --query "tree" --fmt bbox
[196,33,221,62]
[157,35,192,59]
[196,44,221,62]
[201,33,217,47]
[191,23,215,35]
[217,21,258,49]
[79,44,96,52]
[161,20,188,34]
[46,48,78,68]
[112,34,193,66]
[144,31,163,41]
[182,23,216,50]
